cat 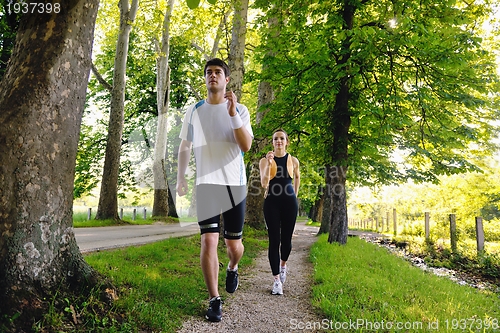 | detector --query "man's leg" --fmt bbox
[200,232,220,298]
[224,238,243,293]
[225,238,244,270]
[196,184,223,298]
[222,186,246,293]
